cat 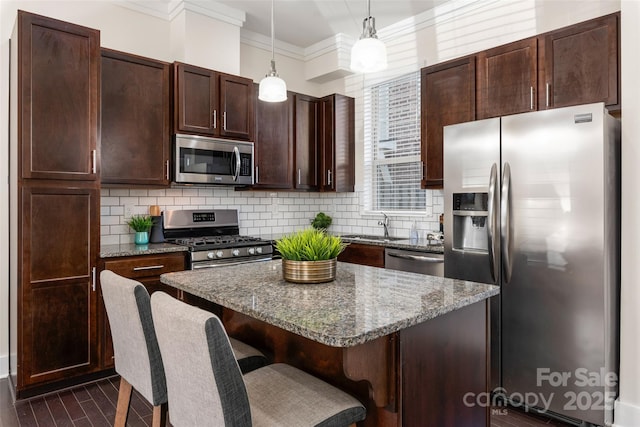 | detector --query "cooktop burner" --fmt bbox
[172,235,265,250]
